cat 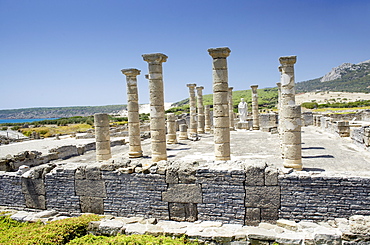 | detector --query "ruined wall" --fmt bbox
[1,160,370,224]
[280,174,370,221]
